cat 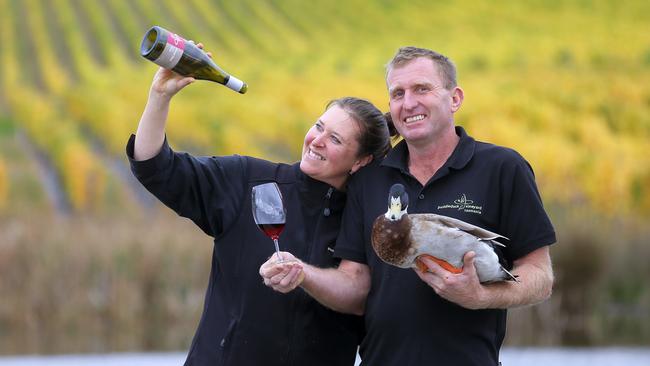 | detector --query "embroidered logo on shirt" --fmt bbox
[437,194,483,214]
